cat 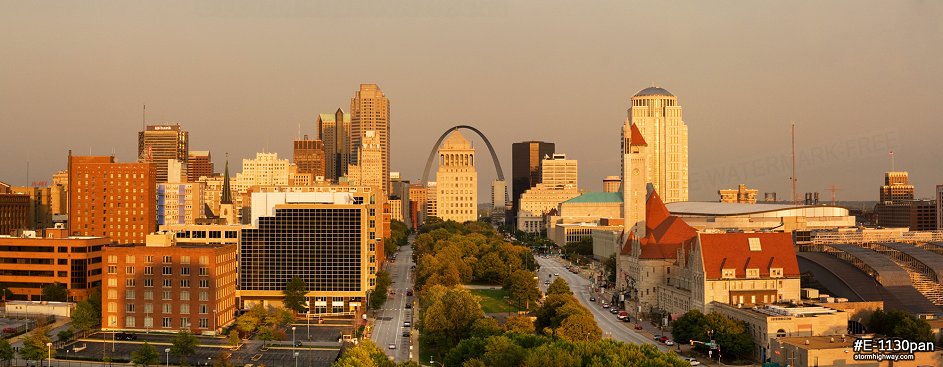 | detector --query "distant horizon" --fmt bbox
[2,1,941,201]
